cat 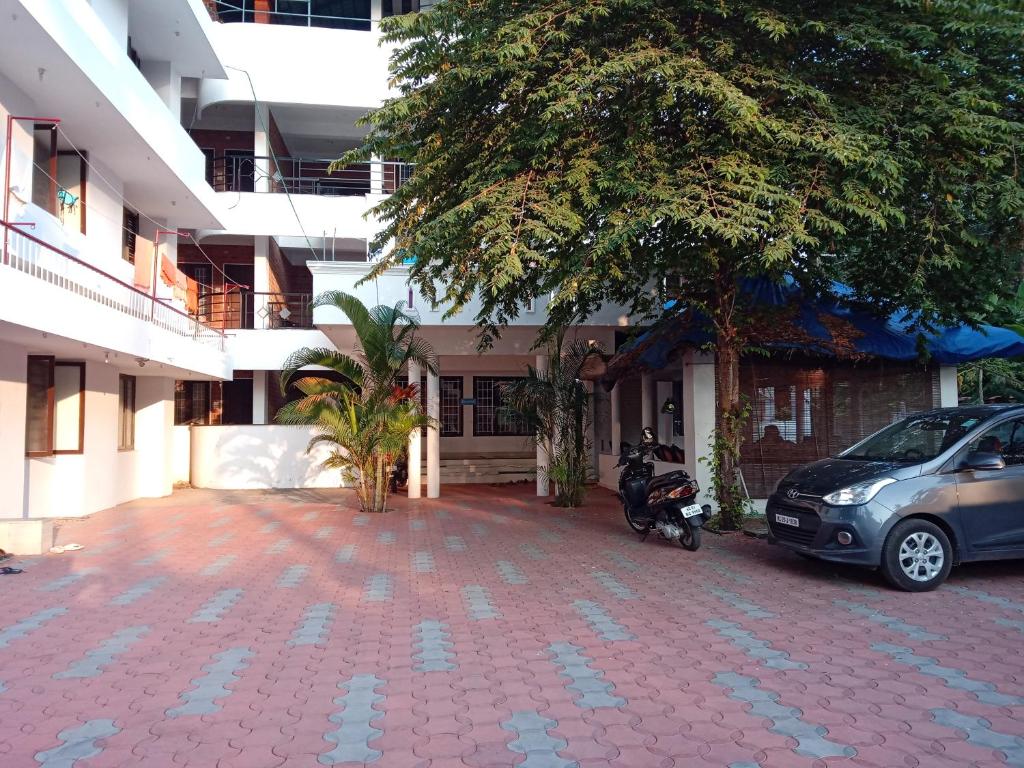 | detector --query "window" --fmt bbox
[53,363,85,453]
[473,377,531,436]
[396,375,464,436]
[967,419,1024,467]
[25,358,84,456]
[25,356,55,456]
[122,208,139,264]
[175,381,211,425]
[118,375,136,450]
